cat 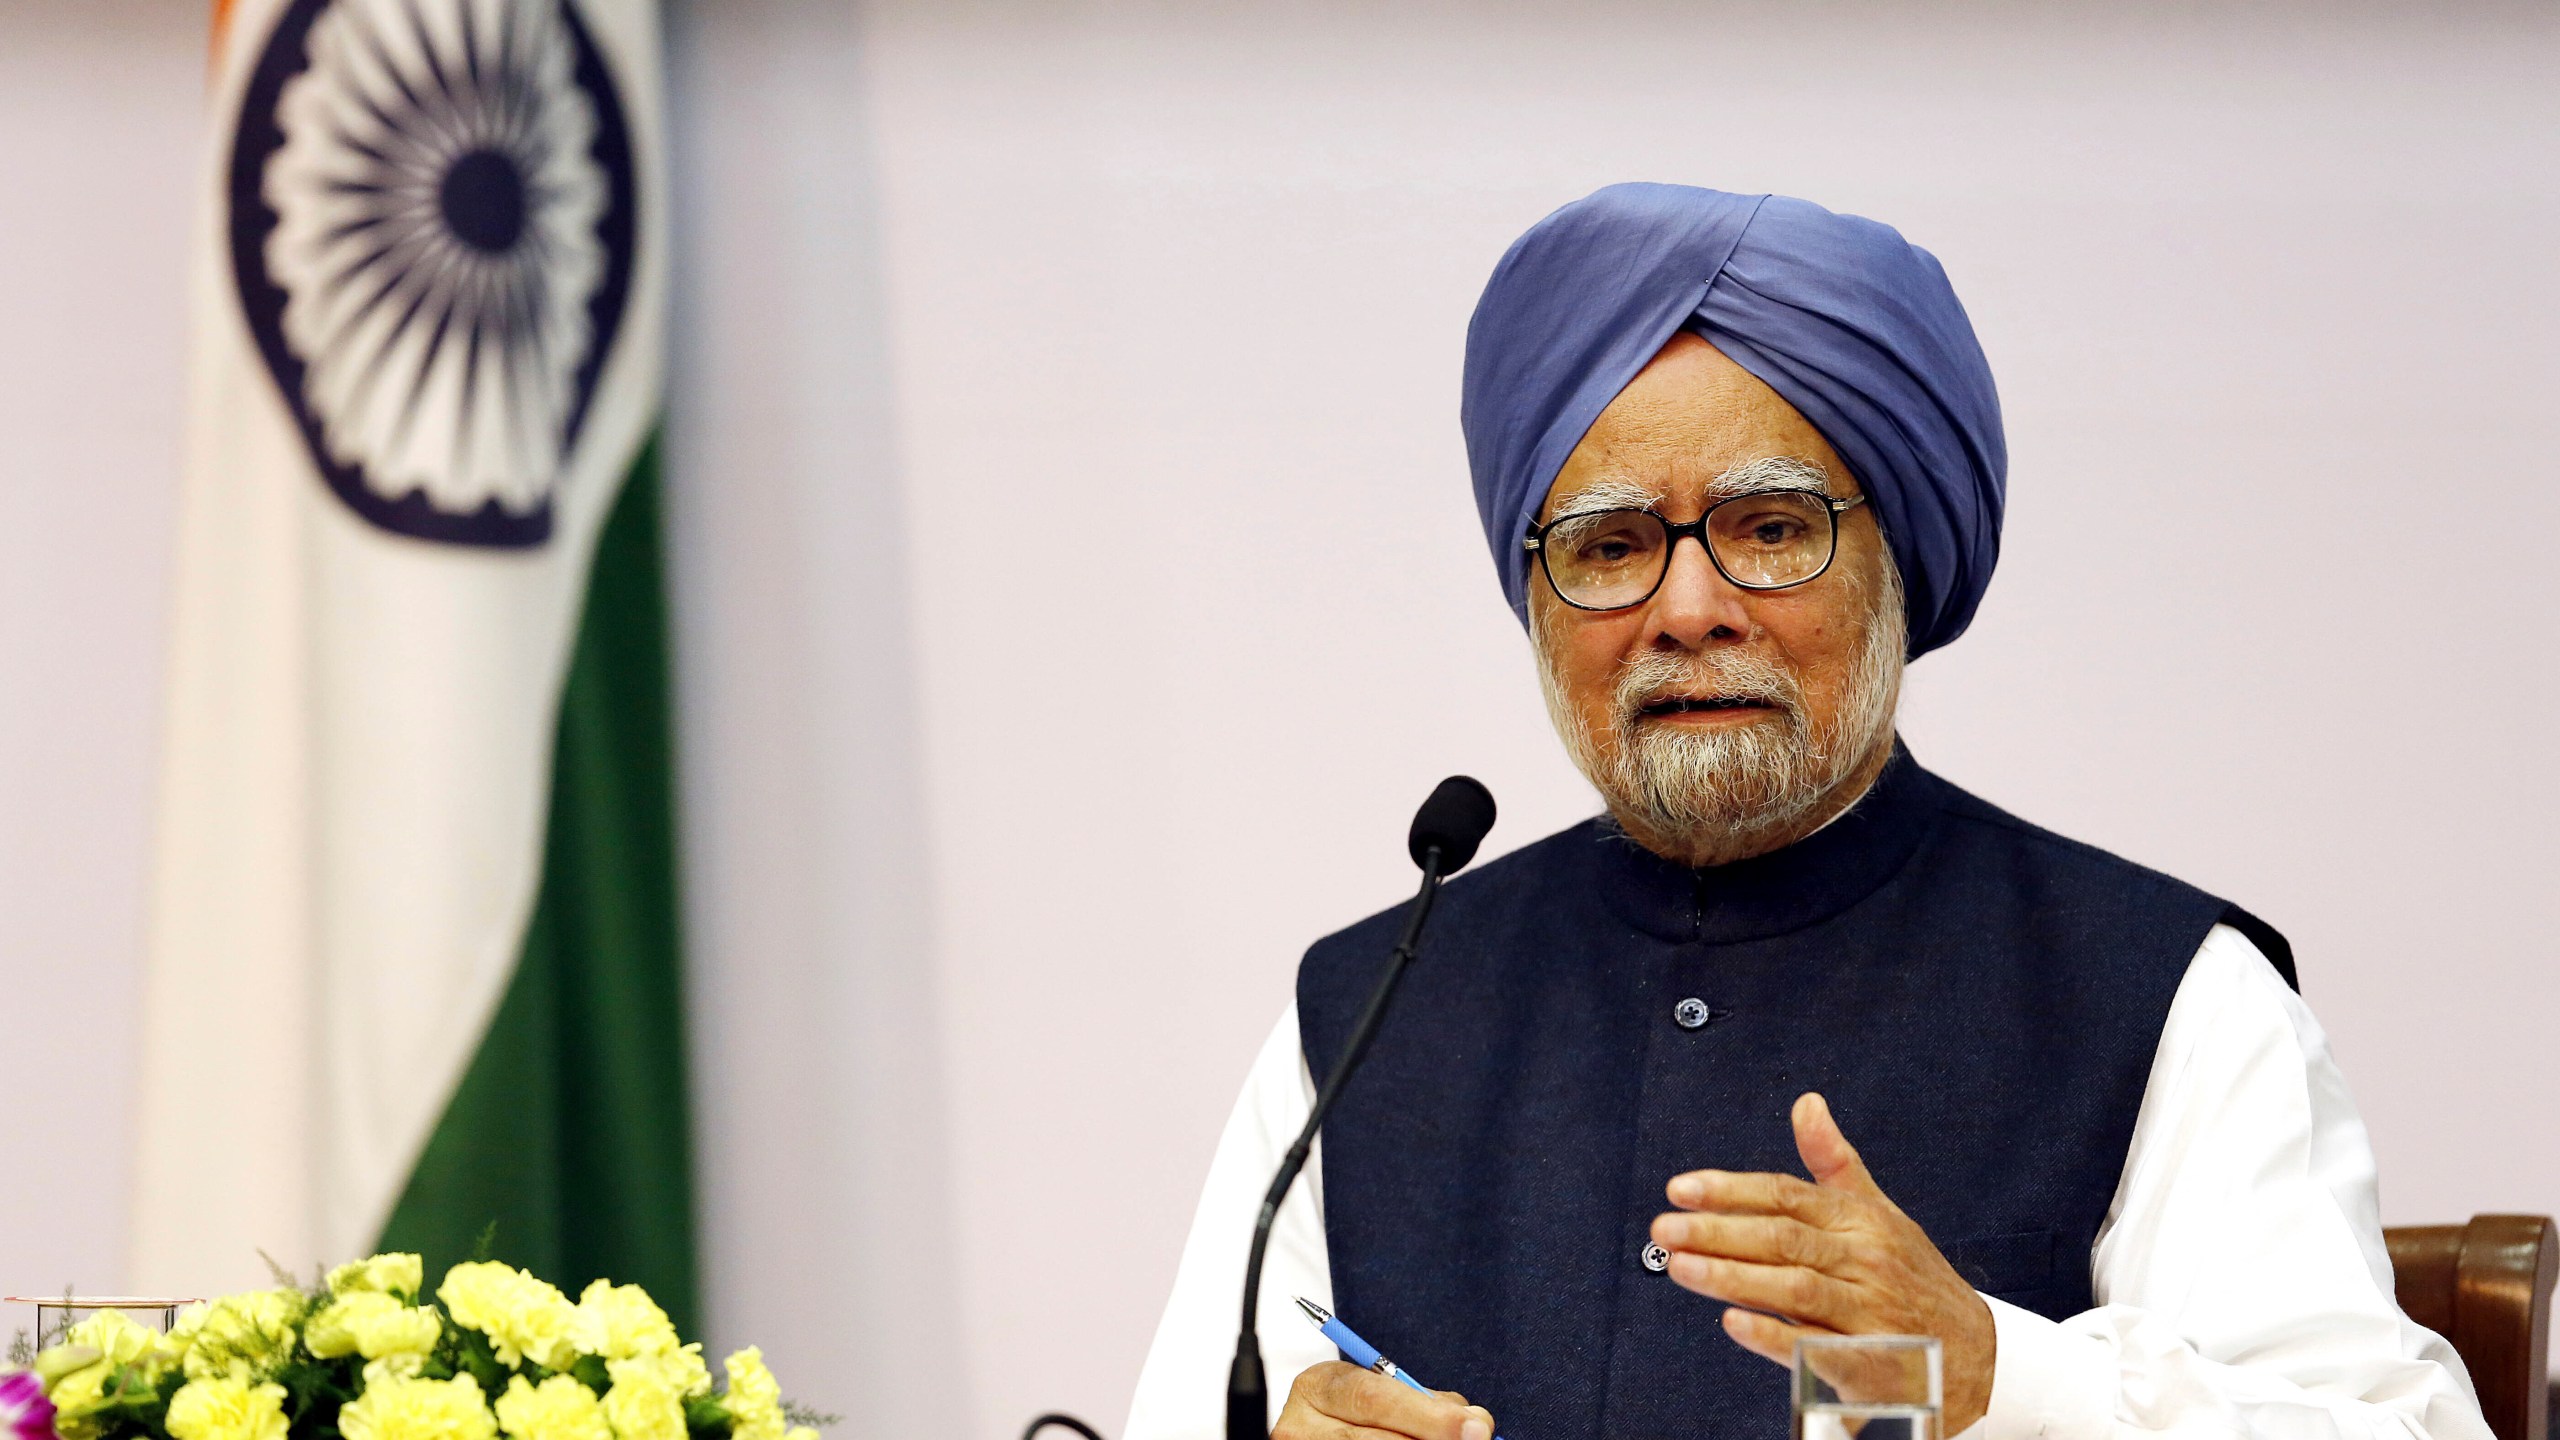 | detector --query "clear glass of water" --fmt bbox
[1793,1334,1941,1440]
